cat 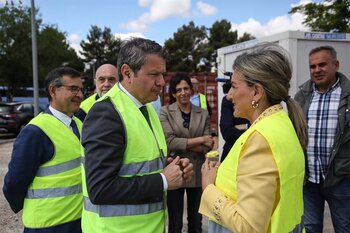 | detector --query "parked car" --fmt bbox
[0,102,42,135]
